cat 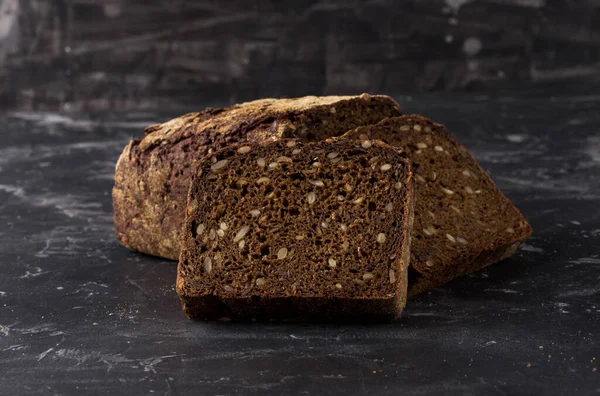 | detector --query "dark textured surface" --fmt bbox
[0,93,599,395]
[1,0,600,110]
